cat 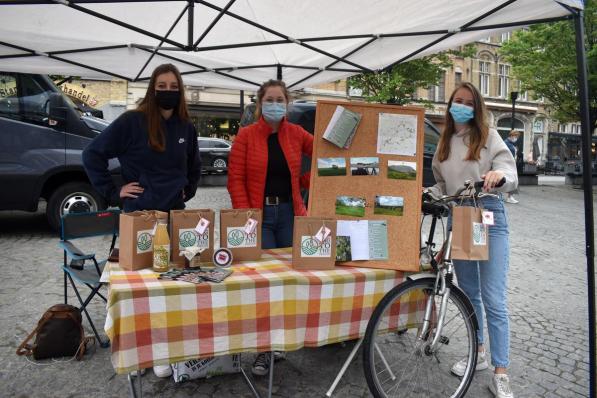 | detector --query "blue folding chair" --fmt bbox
[60,209,119,348]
